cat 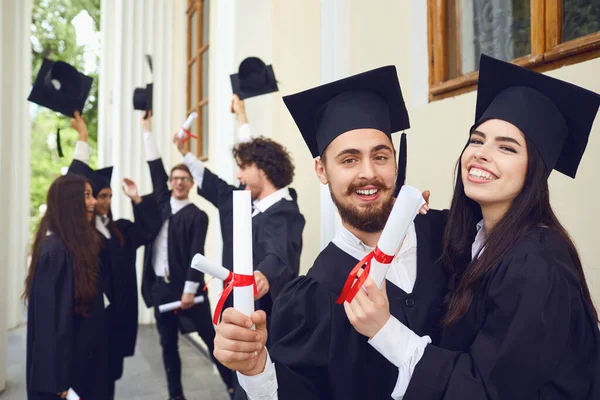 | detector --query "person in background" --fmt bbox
[141,113,233,400]
[68,111,161,399]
